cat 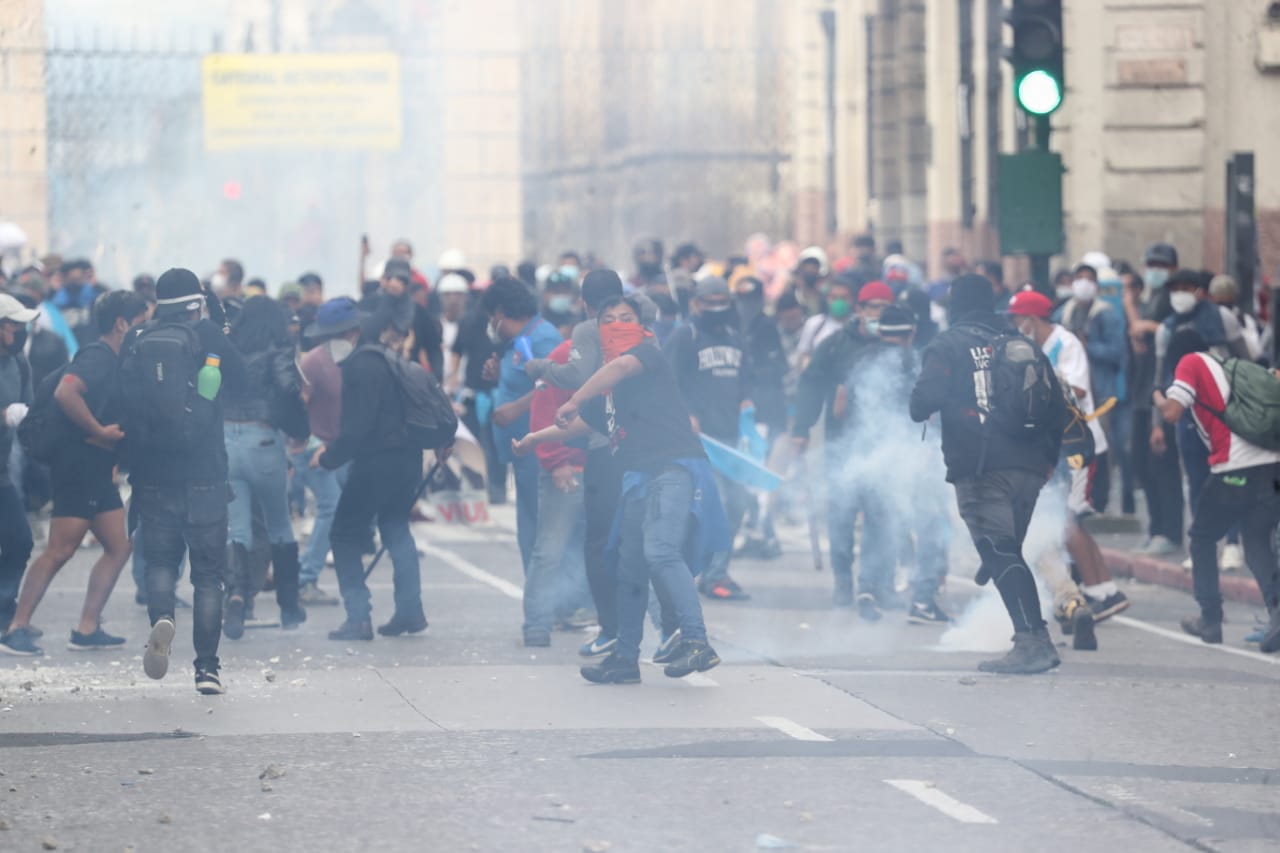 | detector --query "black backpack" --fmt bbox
[118,320,216,452]
[361,346,458,450]
[18,343,110,465]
